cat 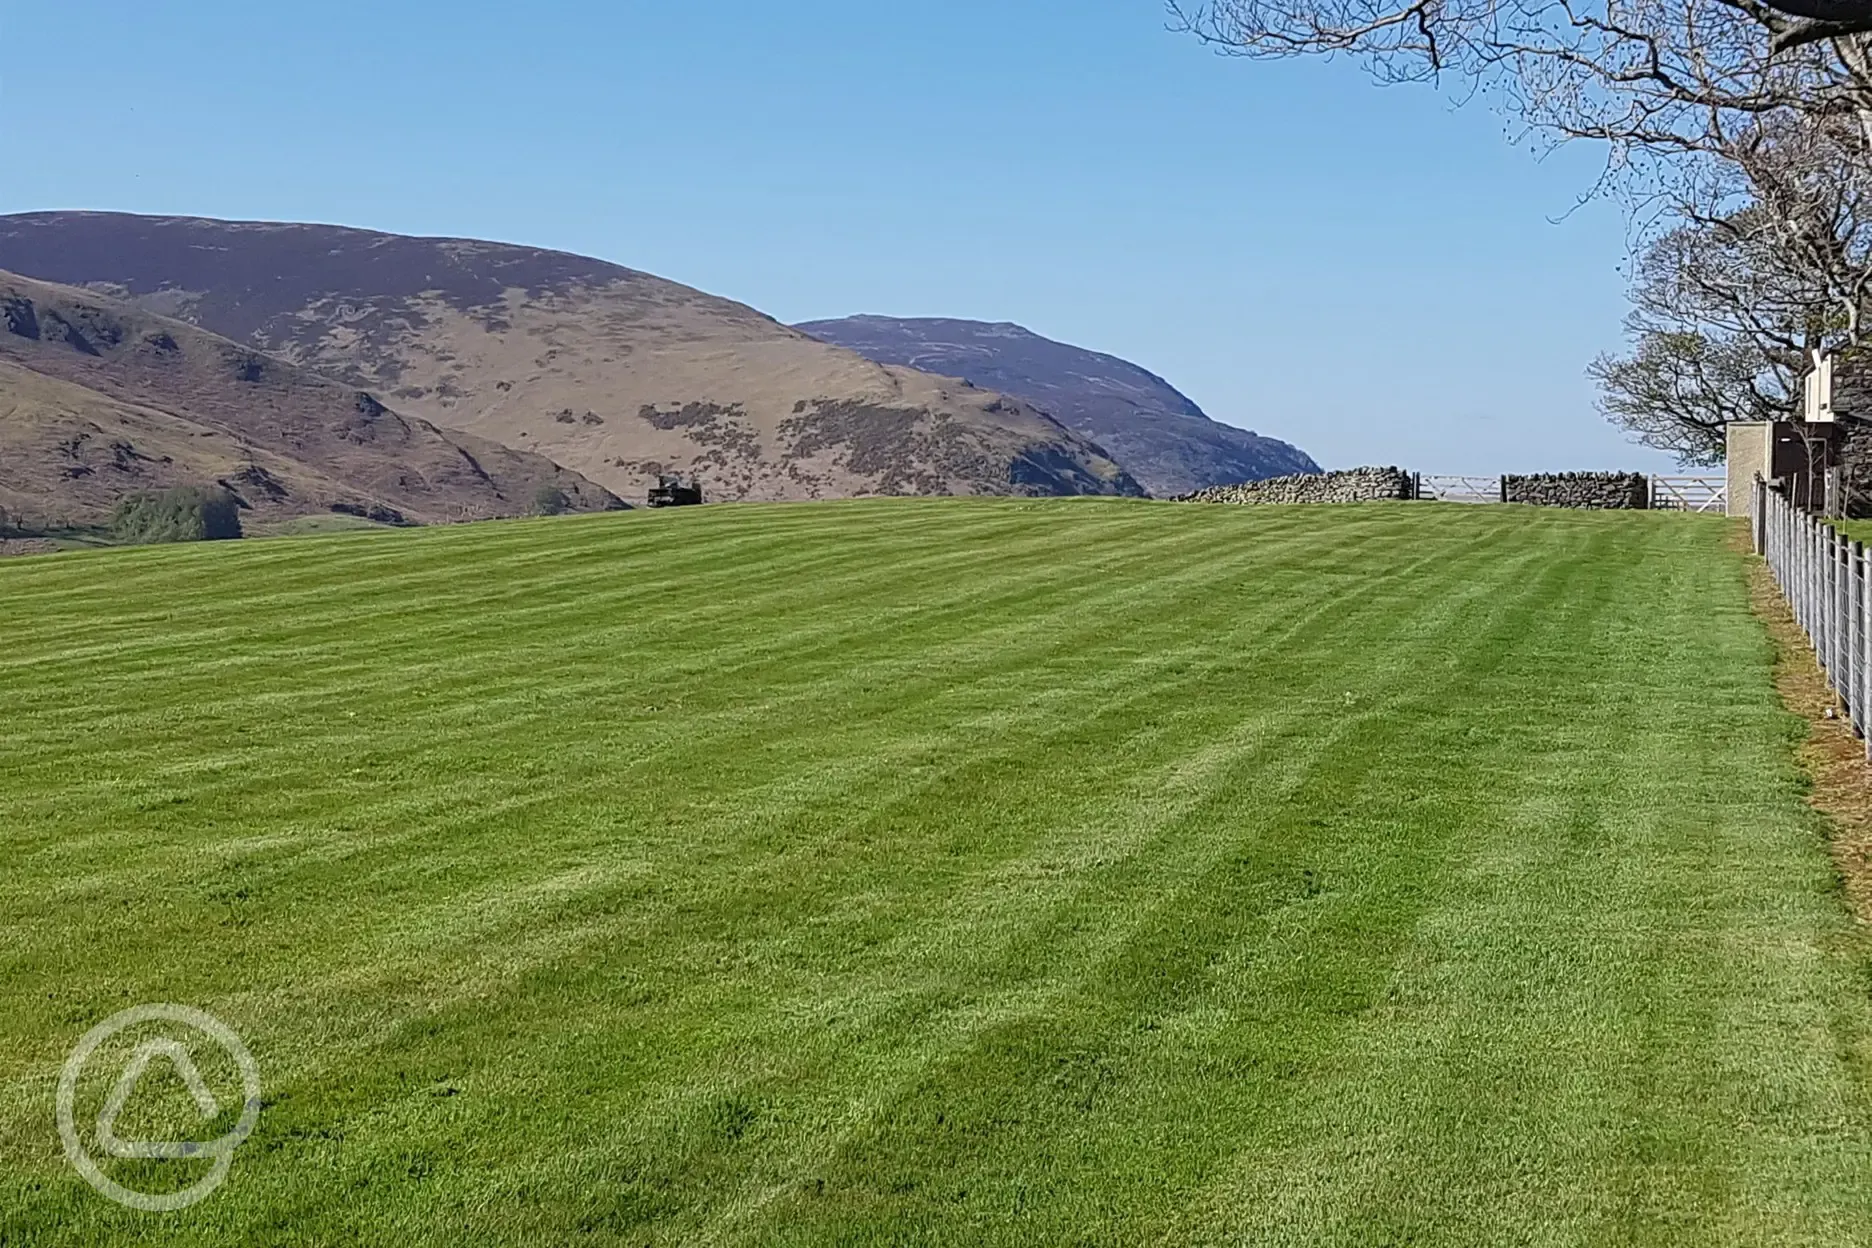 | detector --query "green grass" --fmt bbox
[2,498,1870,1246]
[243,512,400,539]
[1830,519,1872,550]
